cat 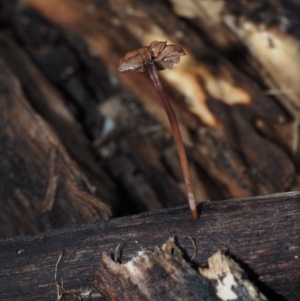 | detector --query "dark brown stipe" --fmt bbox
[117,41,198,219]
